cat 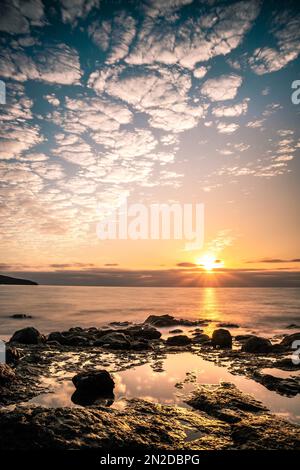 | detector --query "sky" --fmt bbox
[0,0,300,286]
